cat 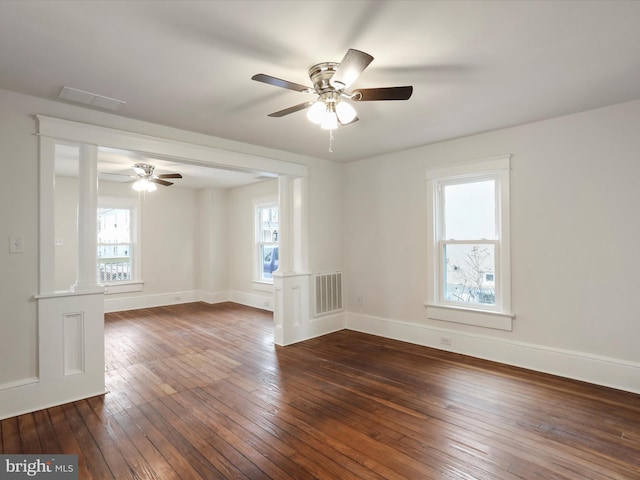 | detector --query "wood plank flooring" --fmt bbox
[2,301,639,479]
